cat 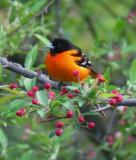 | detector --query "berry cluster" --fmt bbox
[60,87,80,99]
[55,121,64,136]
[55,111,95,137]
[55,110,74,136]
[16,108,26,117]
[12,69,104,136]
[27,86,40,105]
[44,82,56,100]
[108,90,123,106]
[96,74,106,83]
